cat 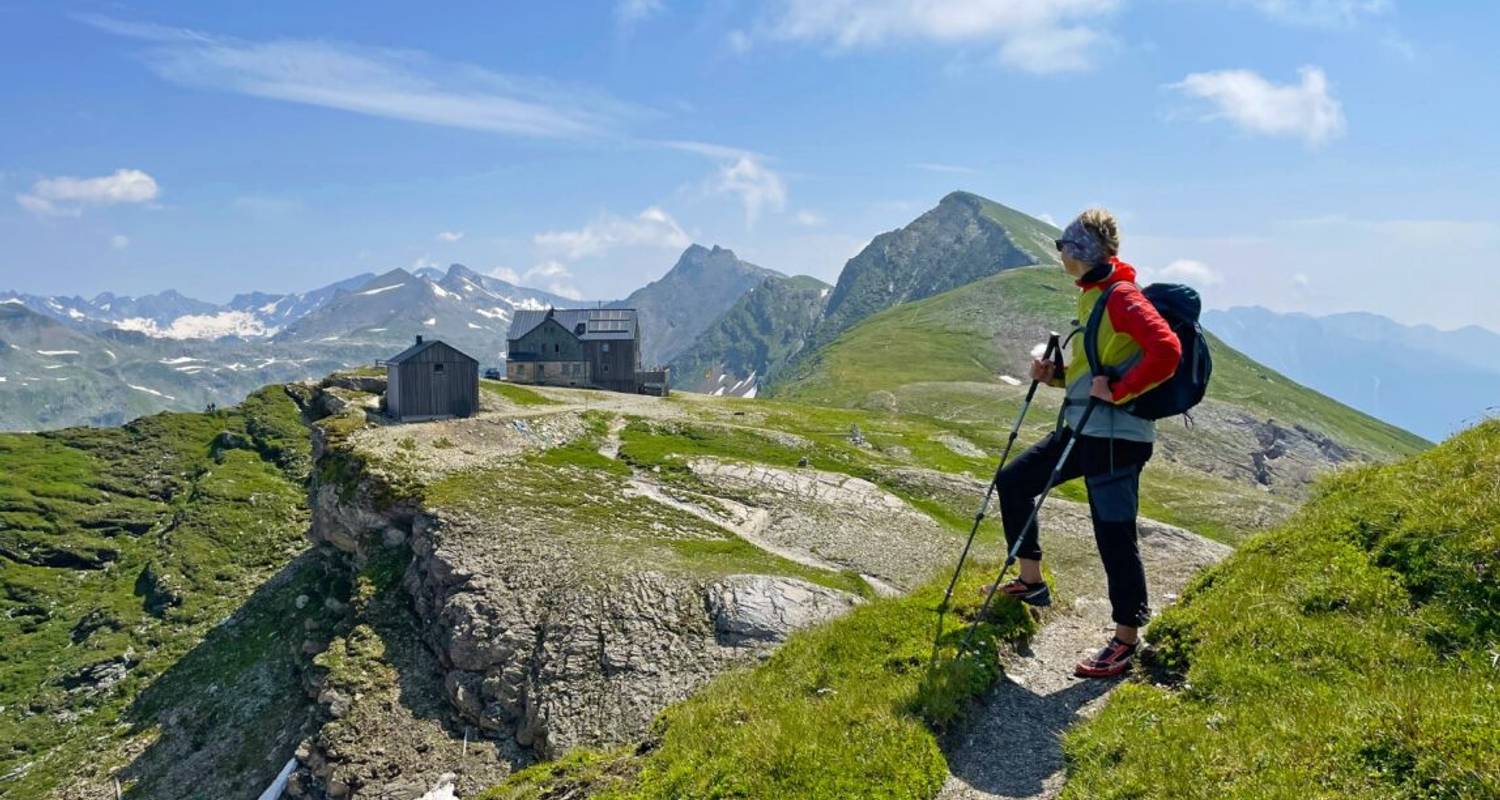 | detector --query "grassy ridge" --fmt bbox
[0,387,313,797]
[1061,420,1500,798]
[772,265,1428,460]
